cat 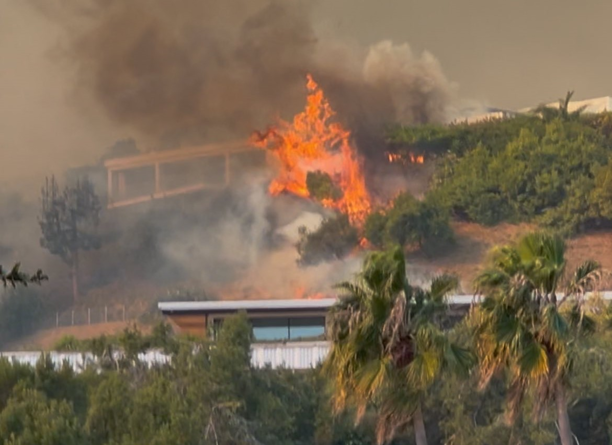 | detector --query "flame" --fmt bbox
[386,152,424,164]
[252,74,371,224]
[294,286,326,300]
